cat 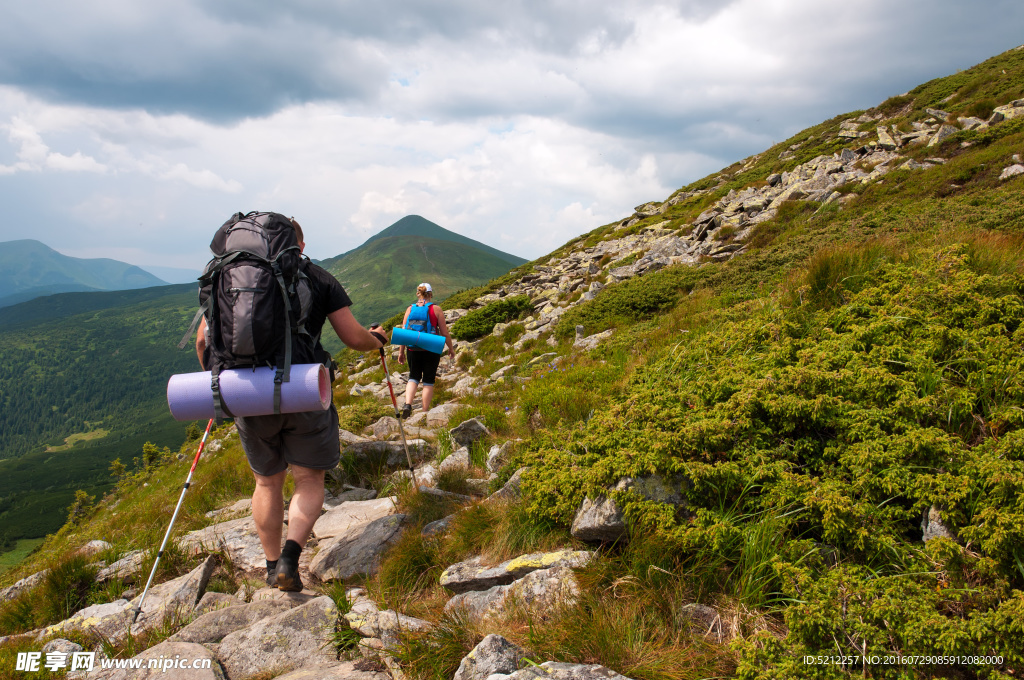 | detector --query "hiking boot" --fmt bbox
[275,554,303,592]
[401,404,412,419]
